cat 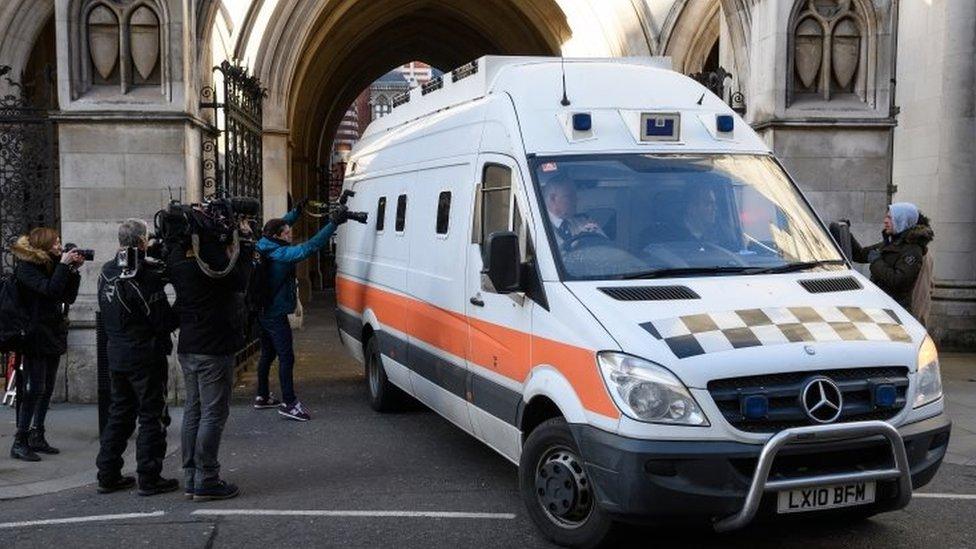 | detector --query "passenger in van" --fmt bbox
[850,202,935,325]
[543,176,605,249]
[253,201,347,421]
